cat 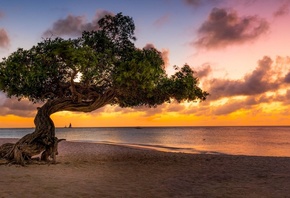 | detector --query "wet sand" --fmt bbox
[1,138,290,198]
